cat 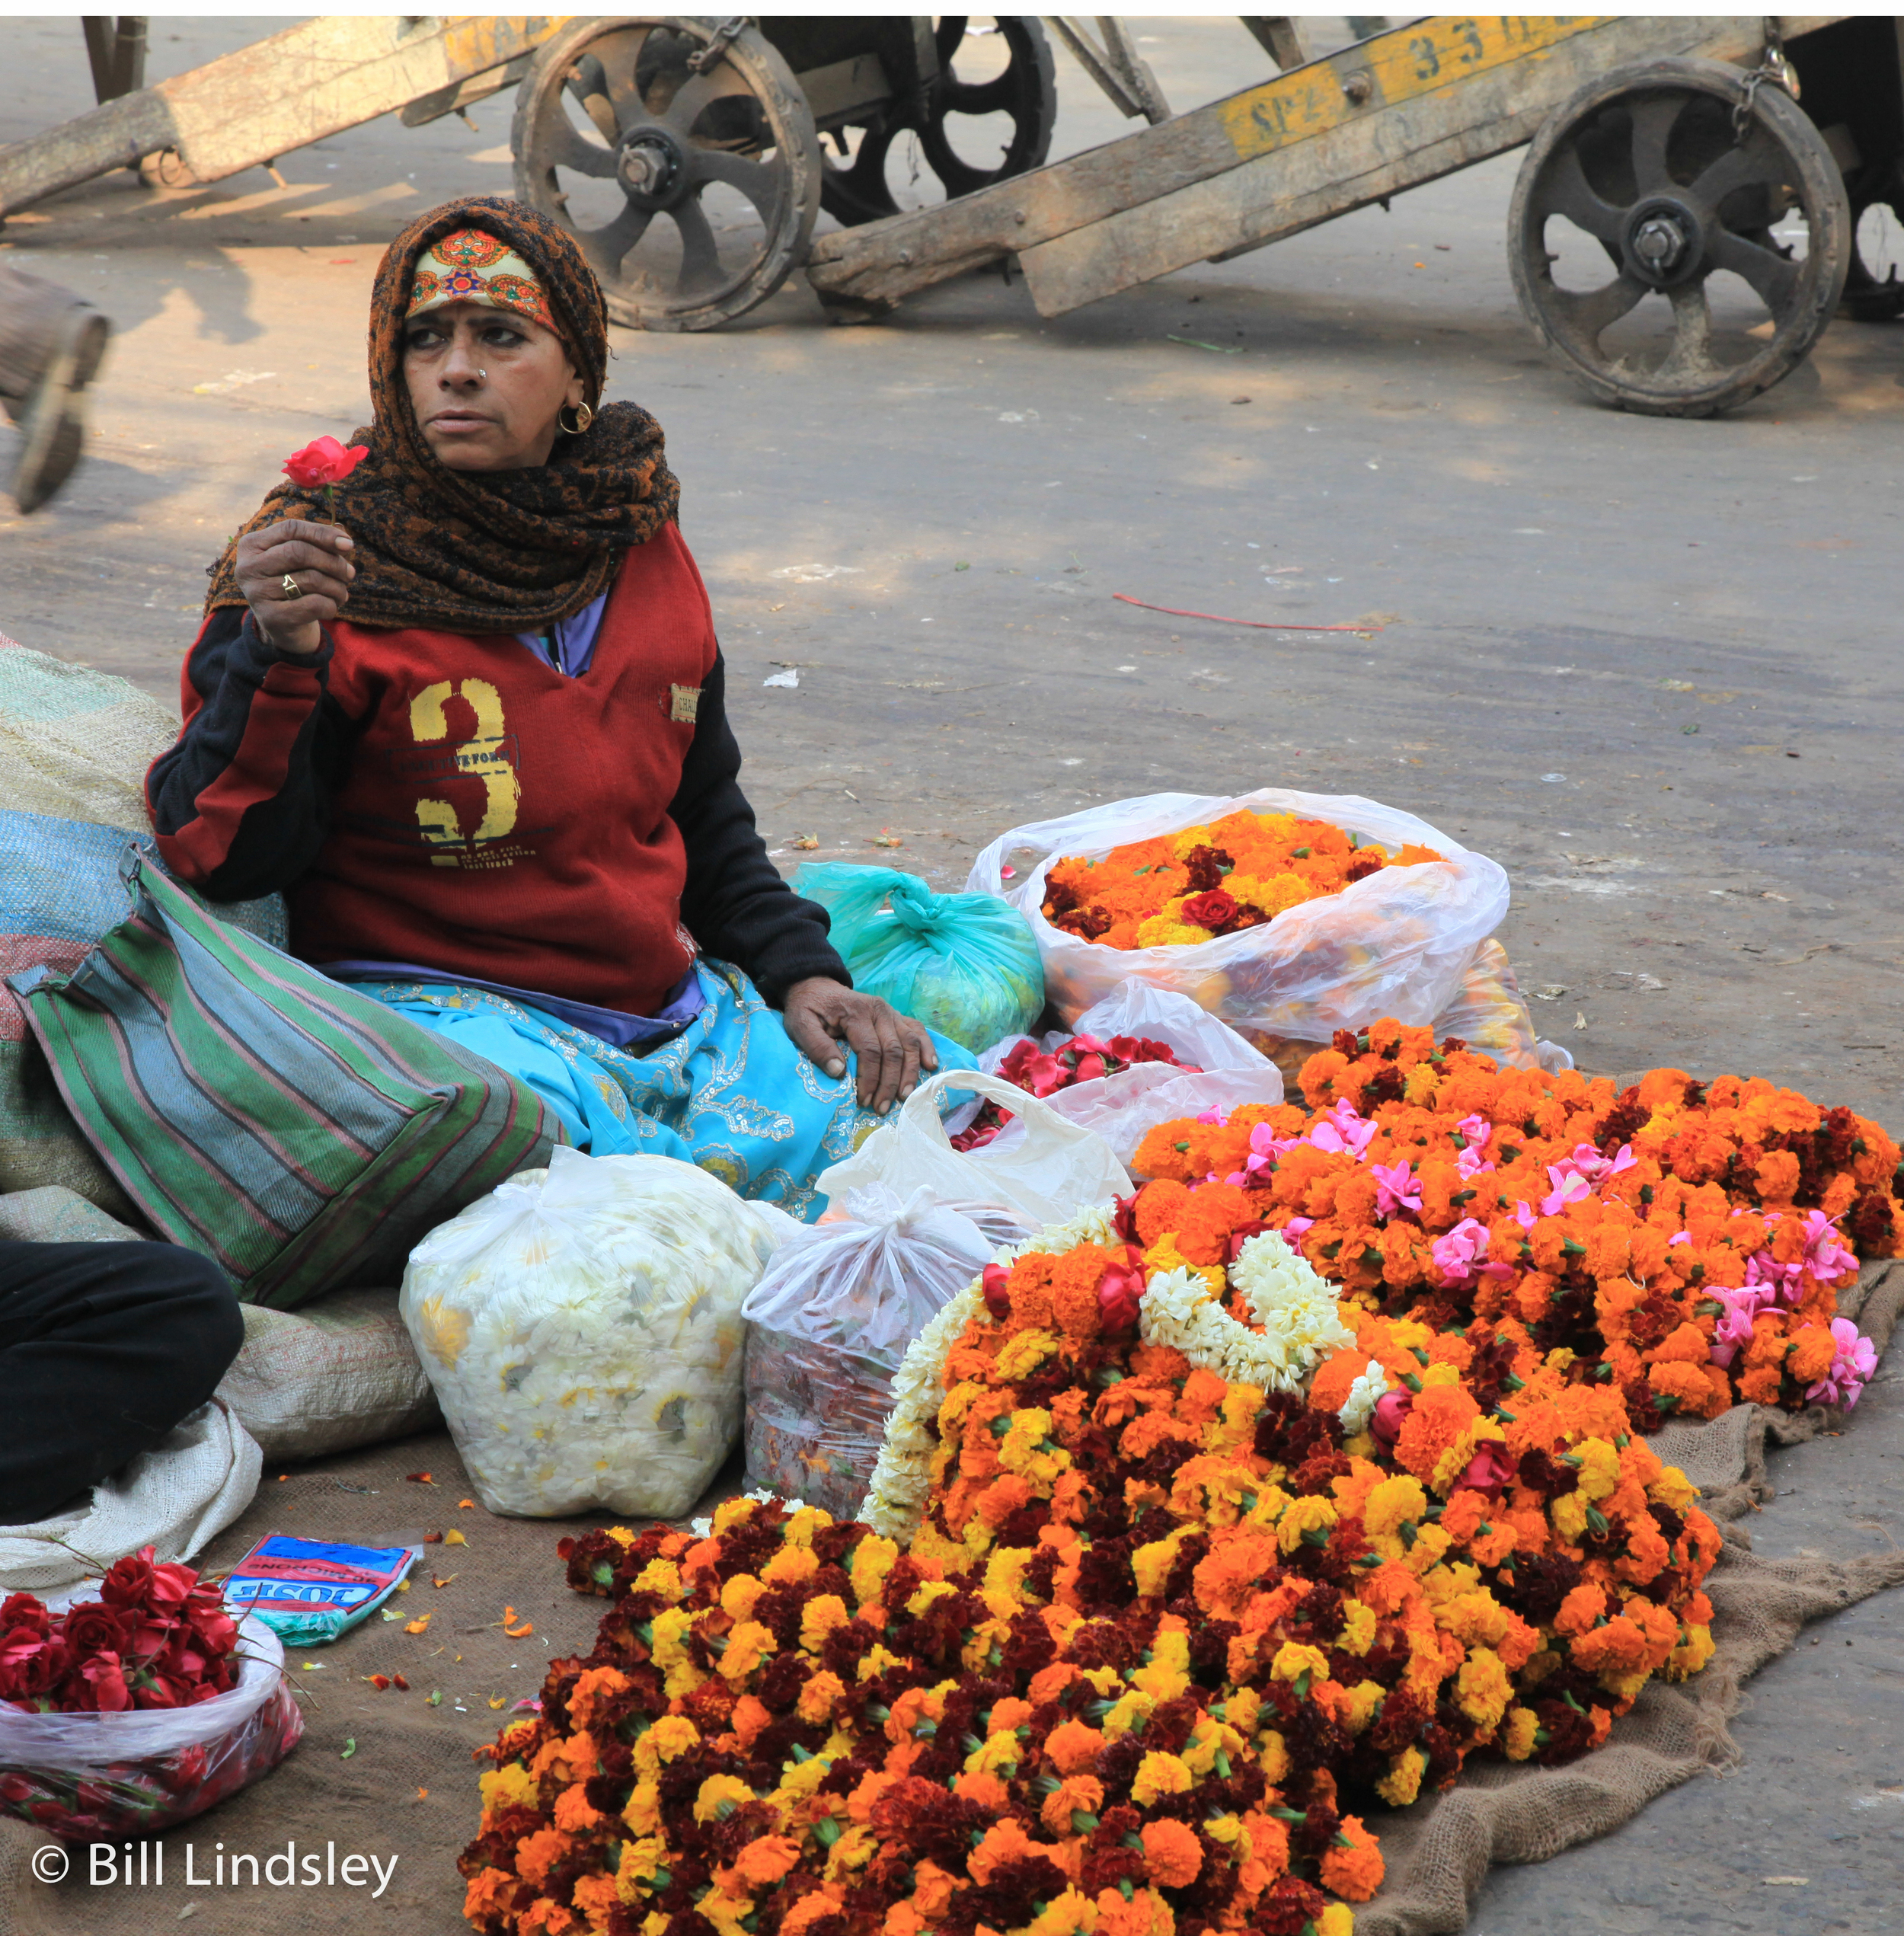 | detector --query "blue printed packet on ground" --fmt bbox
[222,1534,421,1646]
